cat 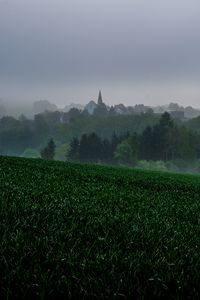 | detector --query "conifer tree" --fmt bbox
[67,137,80,161]
[40,138,56,160]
